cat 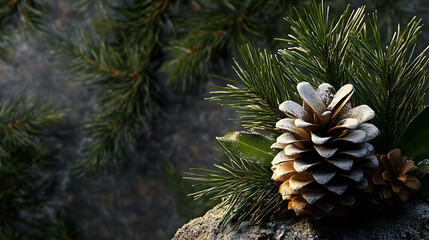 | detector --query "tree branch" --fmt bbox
[6,0,19,8]
[4,119,23,130]
[75,49,128,77]
[150,0,168,15]
[180,8,250,62]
